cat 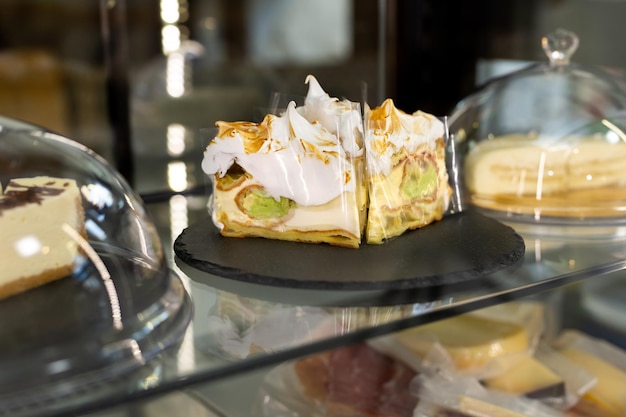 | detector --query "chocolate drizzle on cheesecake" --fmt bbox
[0,182,67,215]
[0,176,86,300]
